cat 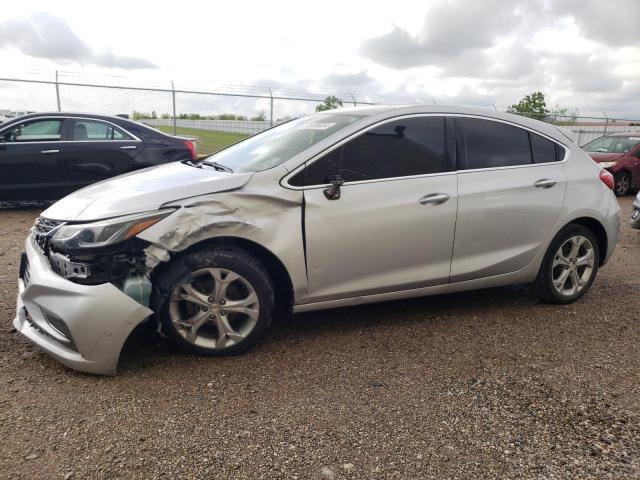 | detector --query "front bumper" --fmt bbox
[13,236,153,375]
